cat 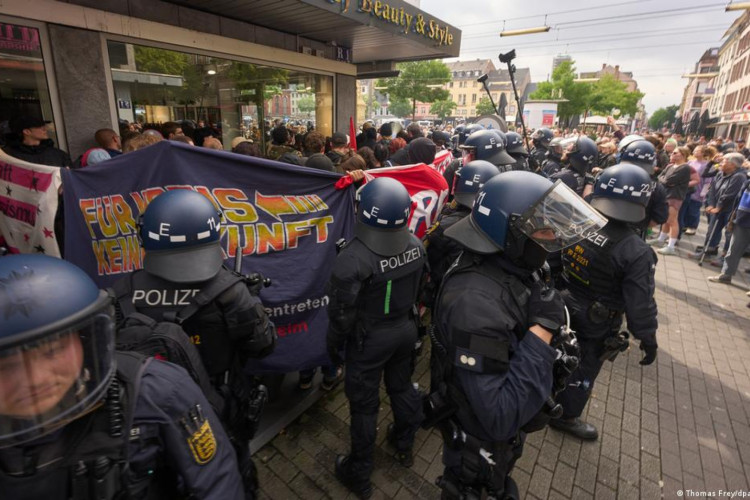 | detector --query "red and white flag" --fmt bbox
[363,163,449,238]
[431,148,454,175]
[0,149,62,257]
